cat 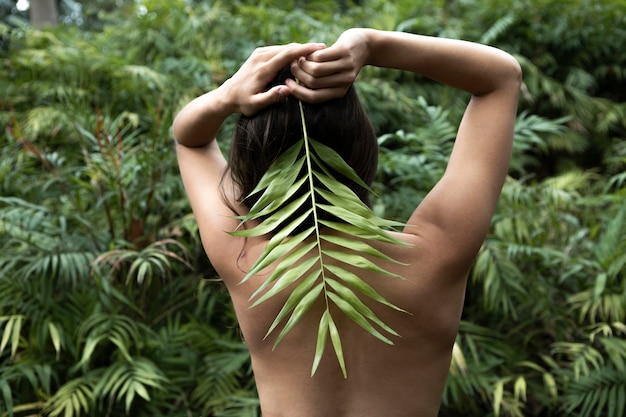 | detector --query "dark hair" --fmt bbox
[224,67,378,233]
